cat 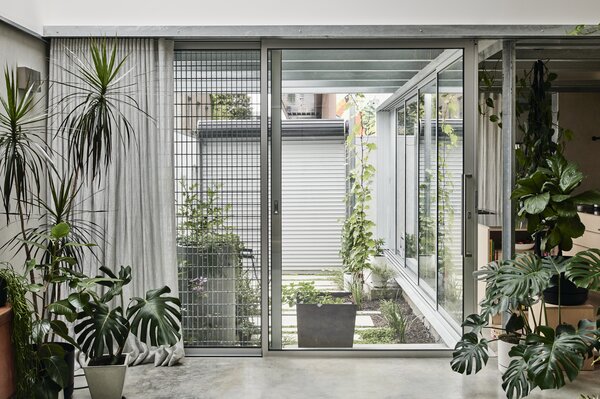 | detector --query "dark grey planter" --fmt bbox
[296,303,357,348]
[0,277,6,307]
